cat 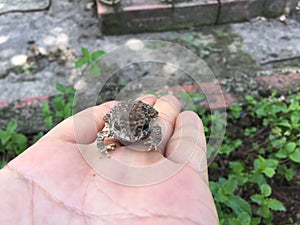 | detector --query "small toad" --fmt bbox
[97,100,162,158]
